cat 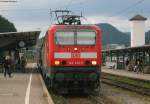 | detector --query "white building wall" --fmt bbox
[130,21,145,47]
